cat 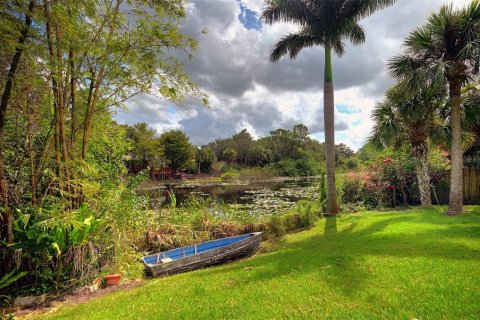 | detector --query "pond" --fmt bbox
[141,177,321,217]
